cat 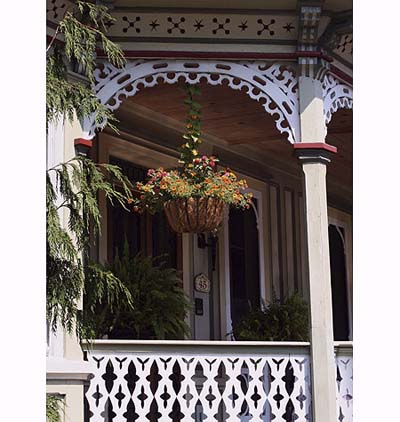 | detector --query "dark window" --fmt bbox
[107,156,179,269]
[229,198,260,329]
